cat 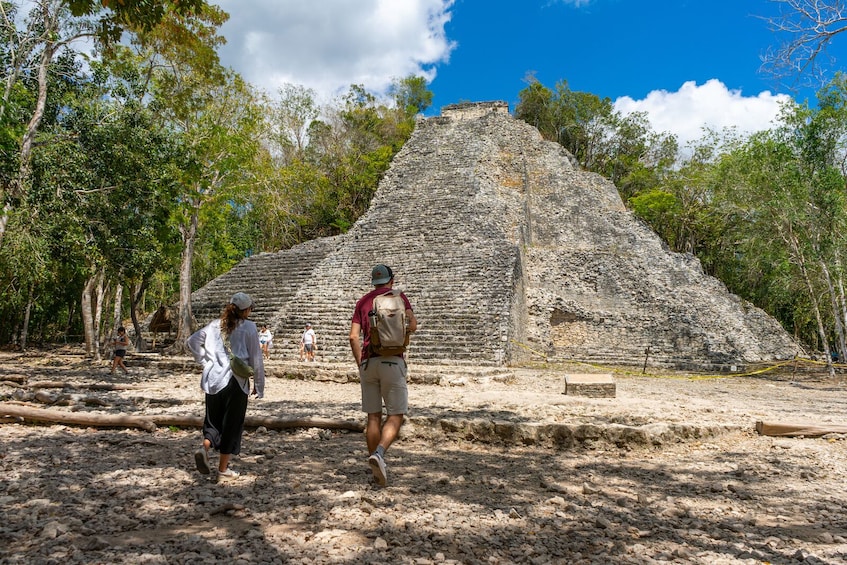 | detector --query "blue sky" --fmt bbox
[212,0,845,147]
